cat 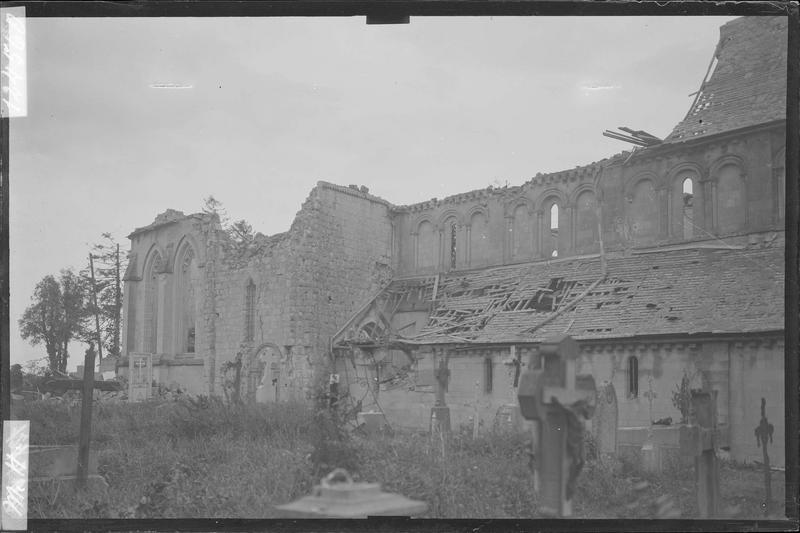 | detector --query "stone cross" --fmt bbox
[591,381,618,458]
[679,388,729,518]
[517,335,596,517]
[754,397,774,516]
